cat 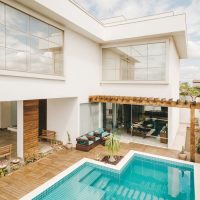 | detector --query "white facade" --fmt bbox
[0,0,188,156]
